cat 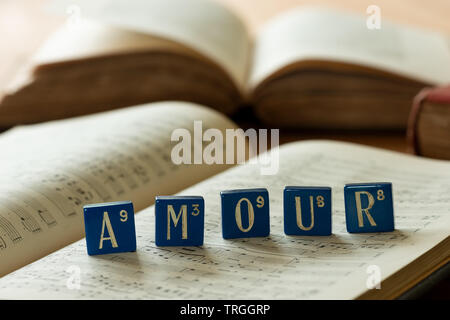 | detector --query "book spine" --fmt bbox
[406,85,450,155]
